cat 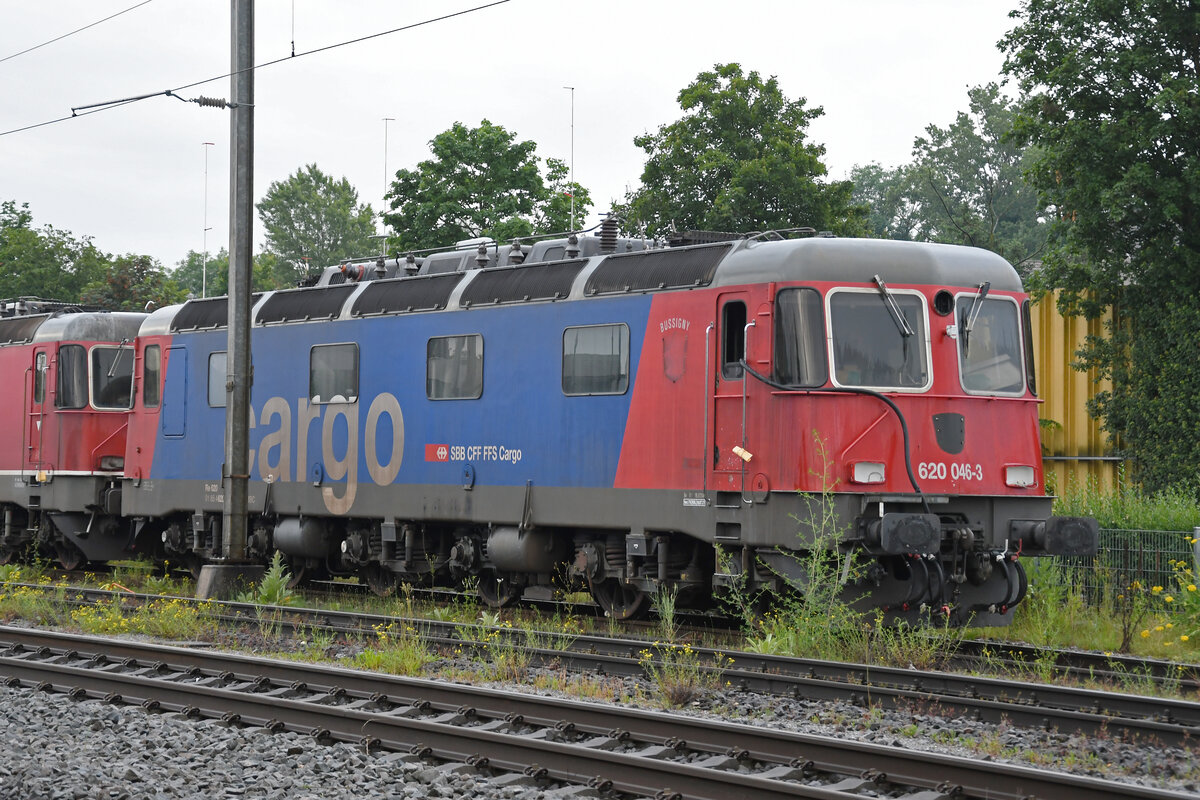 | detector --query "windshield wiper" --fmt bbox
[106,338,130,378]
[961,281,991,355]
[872,274,914,338]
